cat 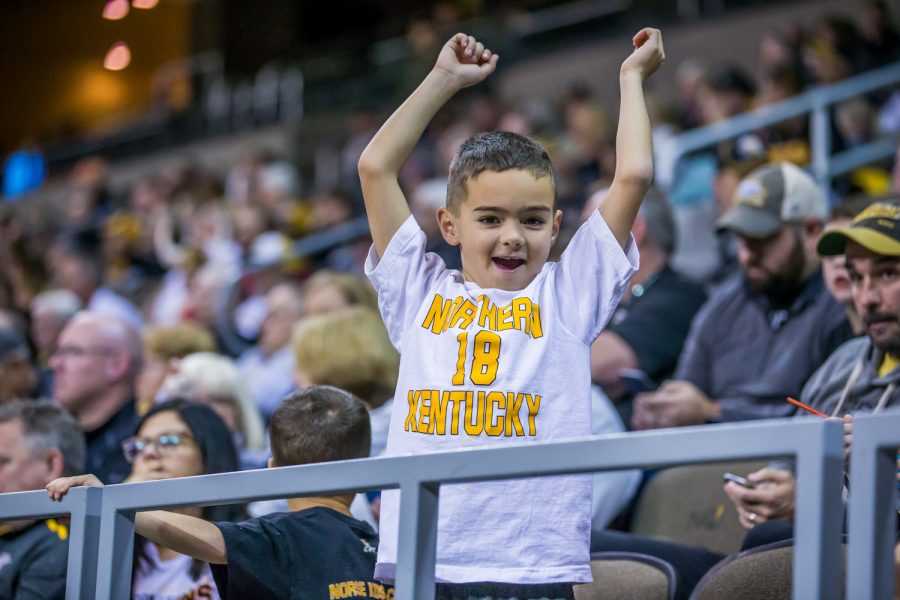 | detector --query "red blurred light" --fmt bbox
[104,42,132,71]
[102,0,130,20]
